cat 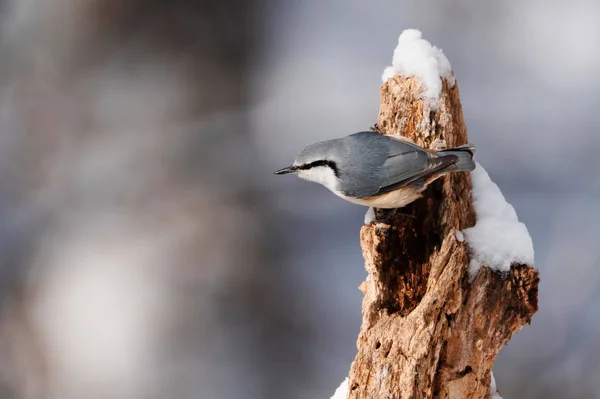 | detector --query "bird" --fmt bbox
[274,130,475,209]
